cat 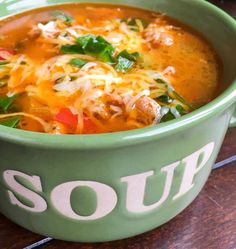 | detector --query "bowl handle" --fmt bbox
[229,106,236,127]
